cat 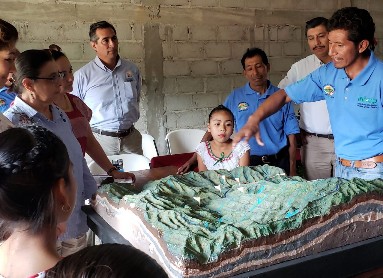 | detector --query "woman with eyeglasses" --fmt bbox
[0,126,76,278]
[0,19,18,131]
[4,49,97,257]
[48,45,135,182]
